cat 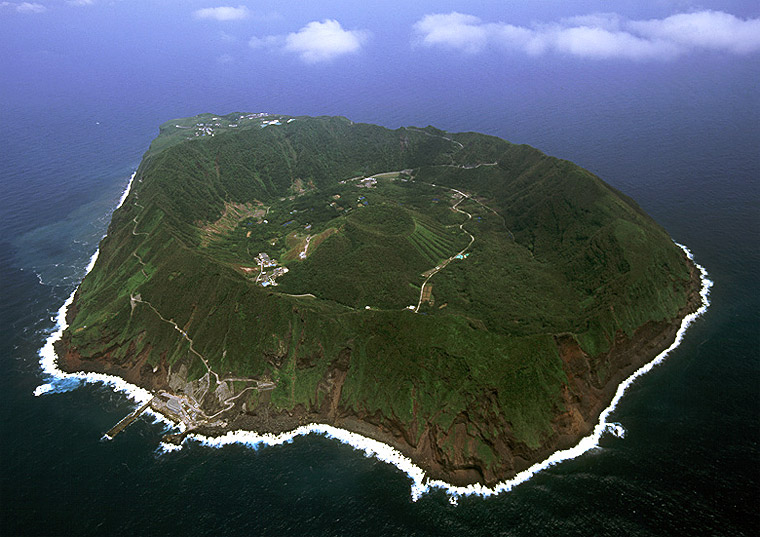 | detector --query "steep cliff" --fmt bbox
[57,113,700,485]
